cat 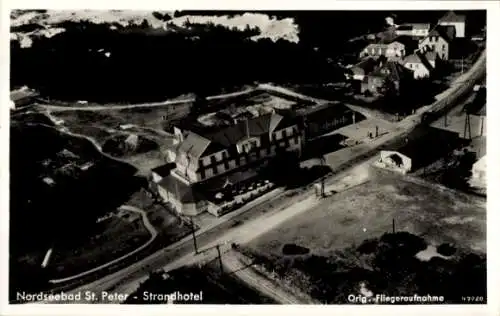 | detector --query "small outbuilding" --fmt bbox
[376,126,460,174]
